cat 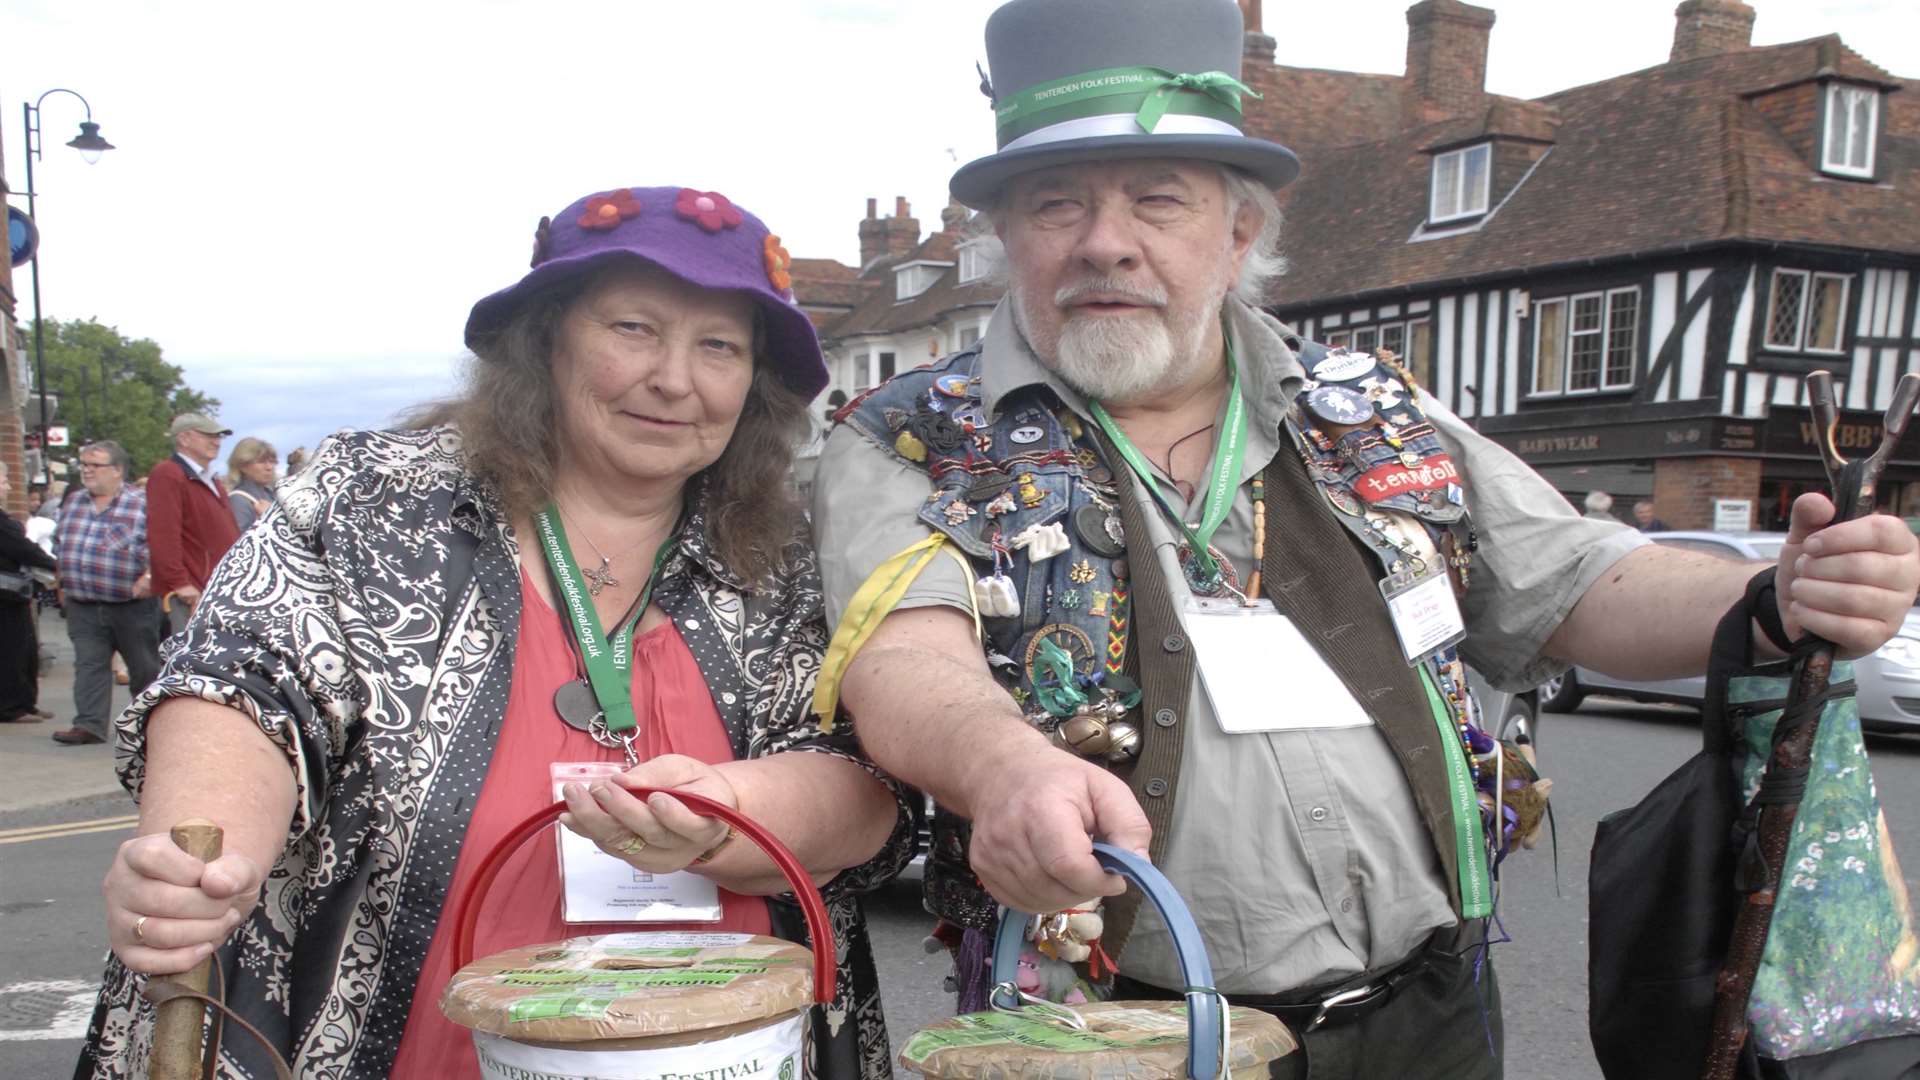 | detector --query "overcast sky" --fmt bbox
[5,0,1913,476]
